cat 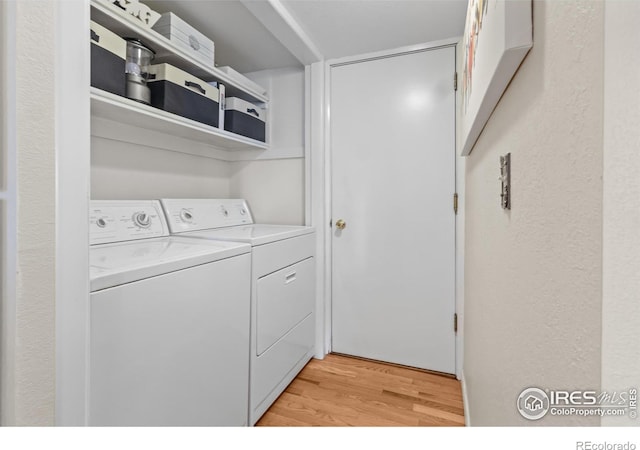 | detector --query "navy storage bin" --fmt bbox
[90,21,126,97]
[147,63,220,127]
[224,97,266,142]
